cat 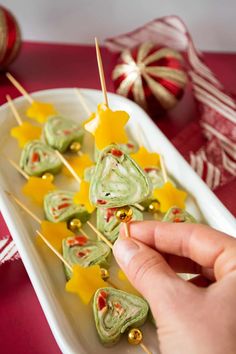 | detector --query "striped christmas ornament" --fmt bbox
[0,6,21,69]
[112,42,187,116]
